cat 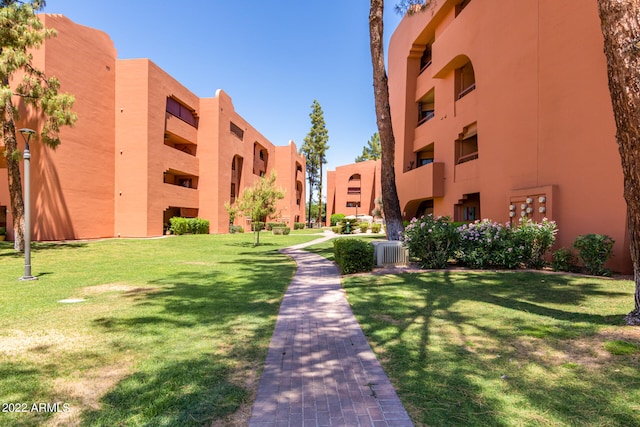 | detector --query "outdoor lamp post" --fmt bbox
[18,128,37,281]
